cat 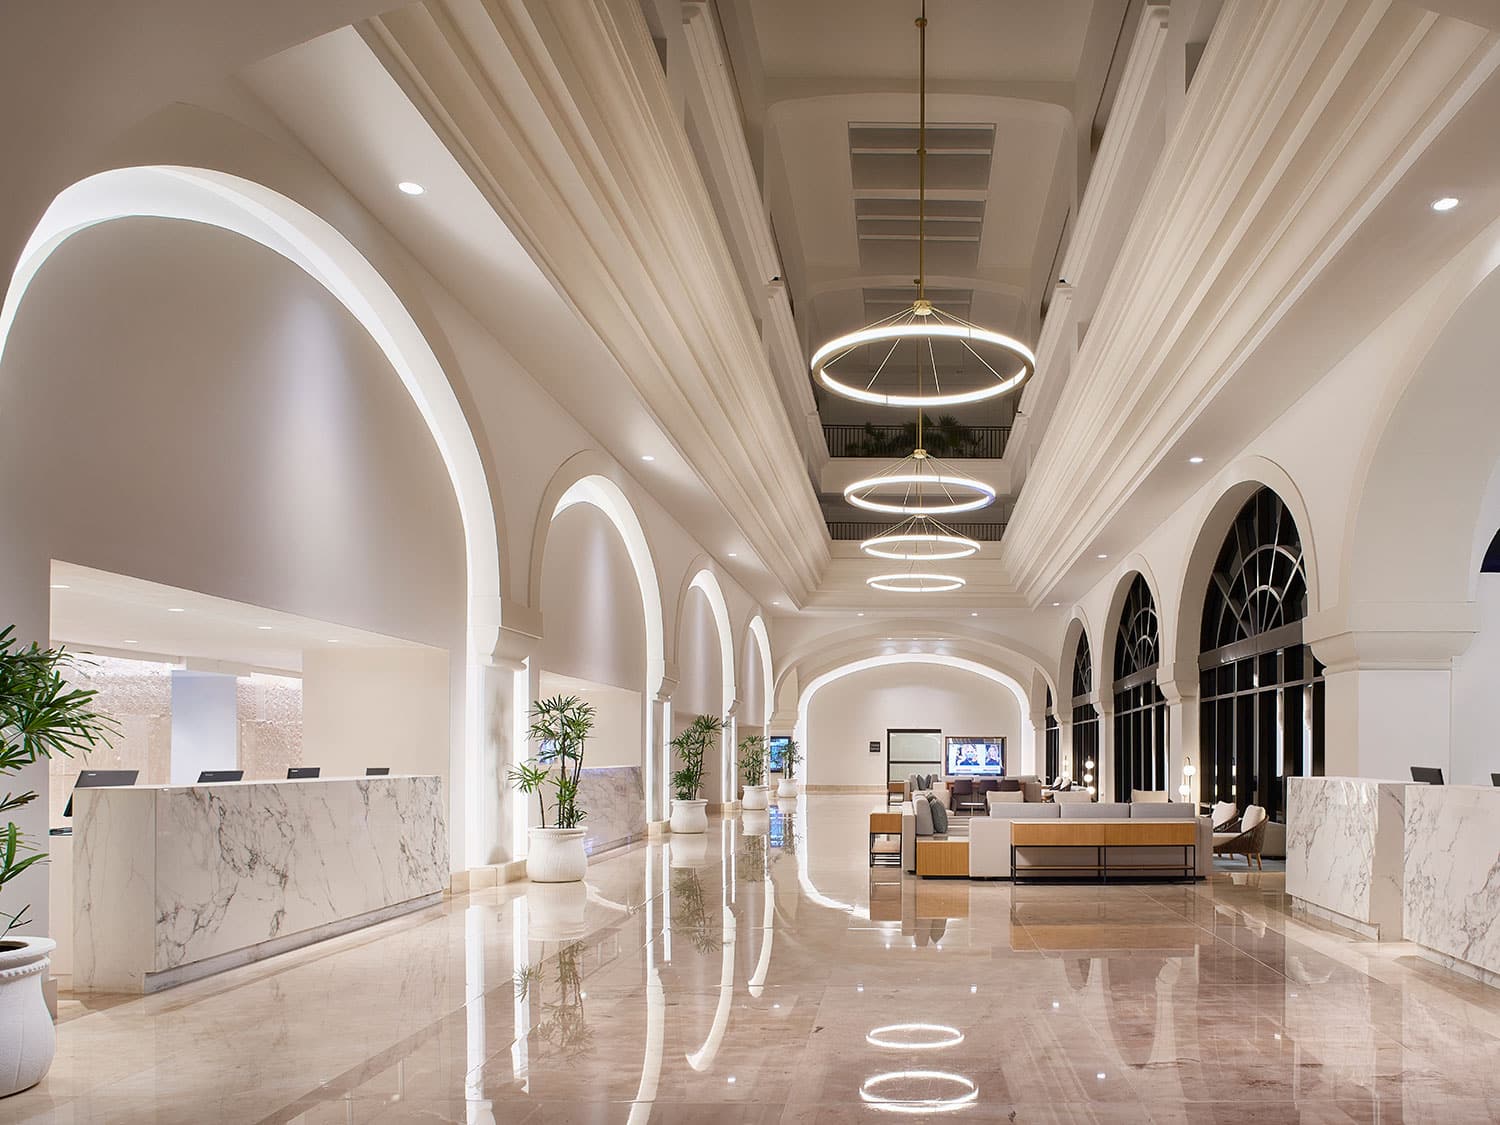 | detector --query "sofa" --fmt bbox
[966,801,1211,879]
